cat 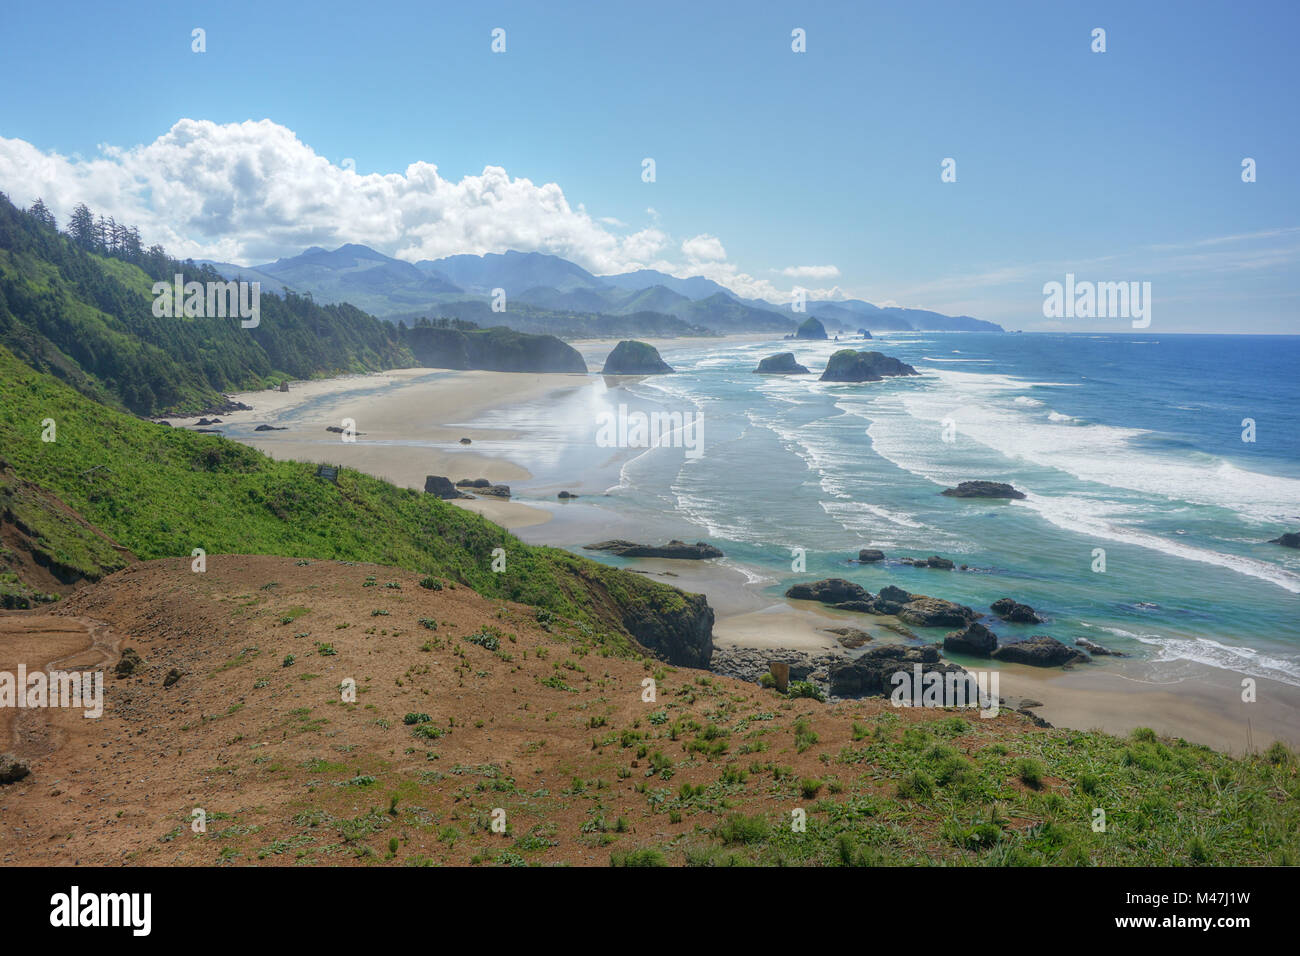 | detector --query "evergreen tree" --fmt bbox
[27,198,56,230]
[66,203,95,247]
